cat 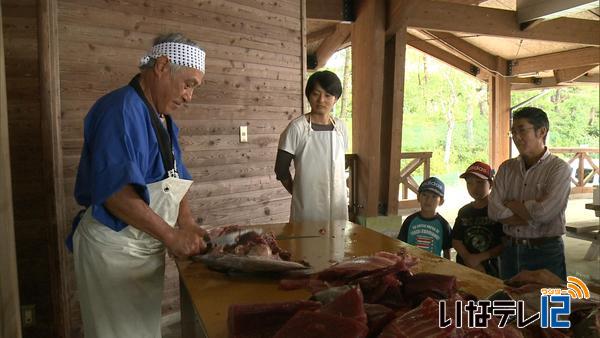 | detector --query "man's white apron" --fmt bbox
[73,176,192,338]
[290,116,348,225]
